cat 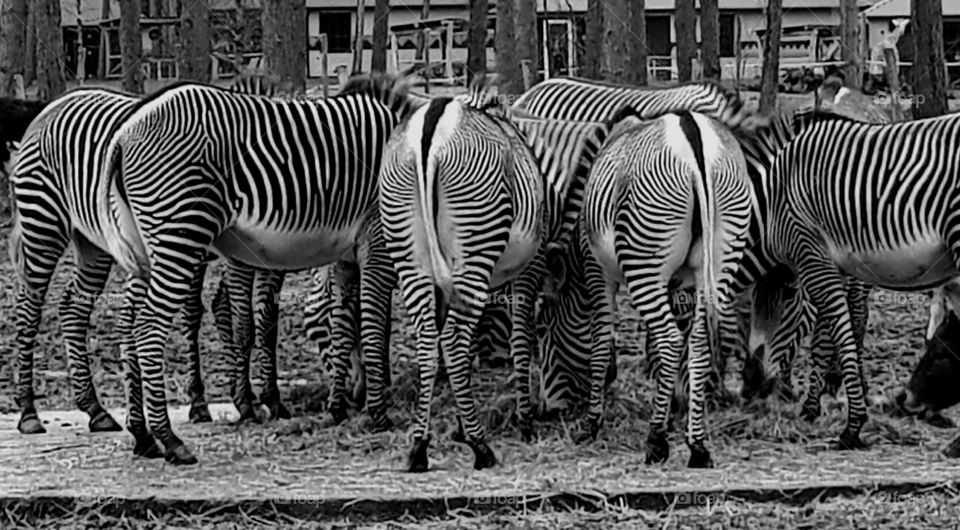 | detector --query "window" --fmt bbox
[313,11,352,53]
[647,16,671,56]
[719,14,736,57]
